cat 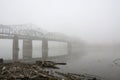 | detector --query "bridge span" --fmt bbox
[0,24,72,61]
